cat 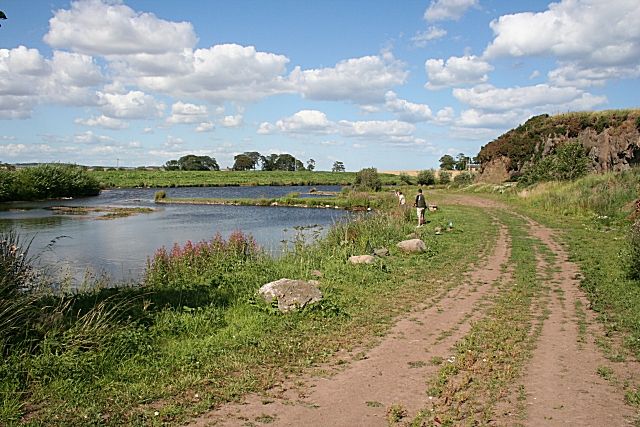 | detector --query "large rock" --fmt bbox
[396,239,427,253]
[349,255,376,264]
[258,278,322,313]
